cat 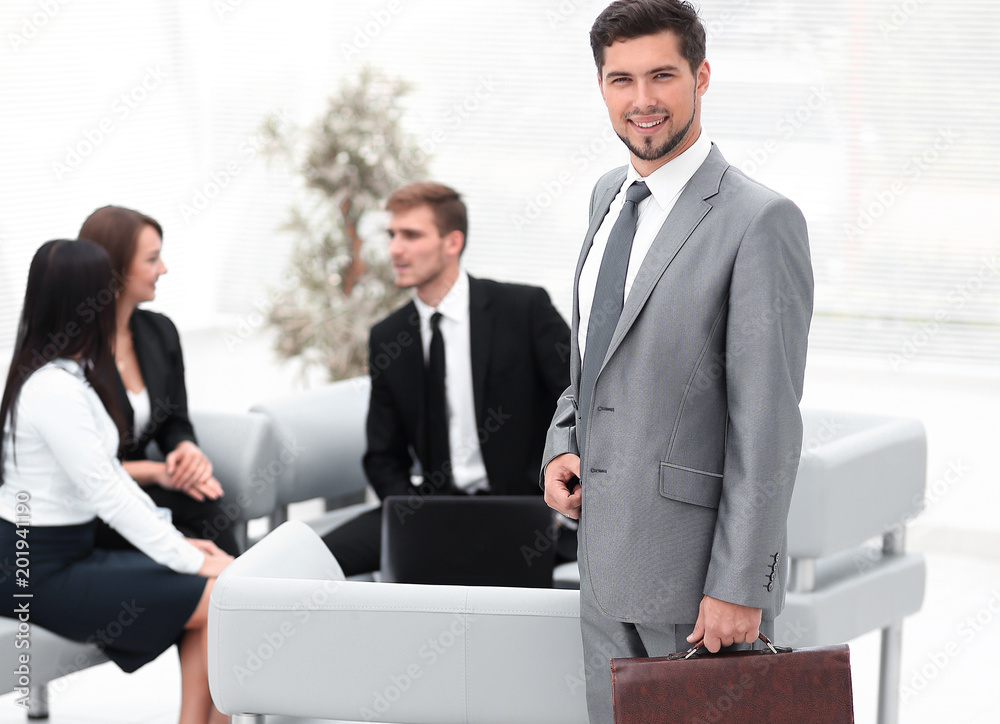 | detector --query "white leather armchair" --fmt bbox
[207,521,589,724]
[777,409,927,724]
[250,377,375,535]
